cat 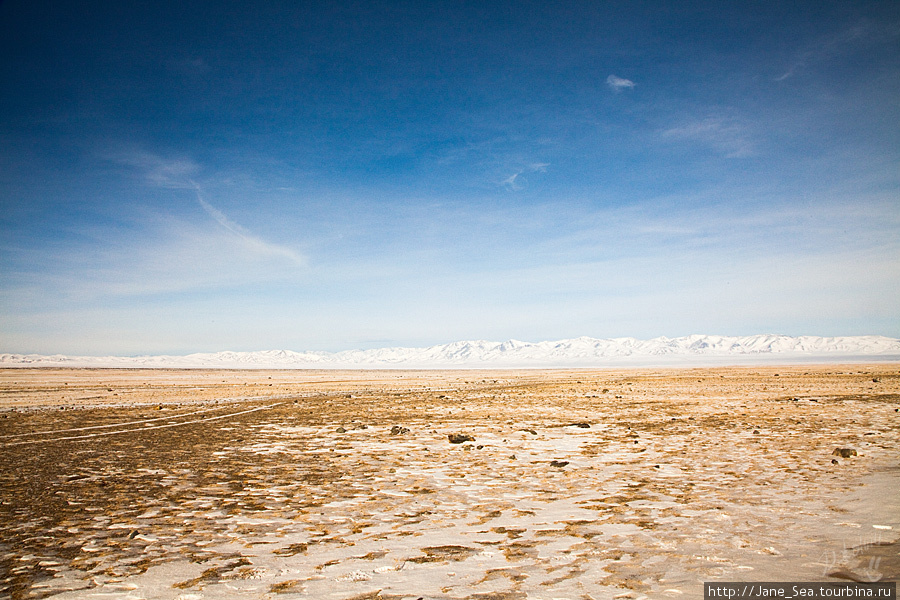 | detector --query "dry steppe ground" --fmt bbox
[1,366,898,600]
